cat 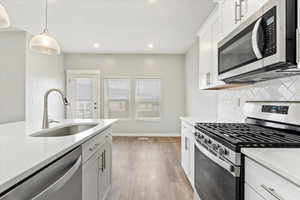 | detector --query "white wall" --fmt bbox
[64,53,185,135]
[0,31,26,124]
[185,38,217,119]
[25,33,65,127]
